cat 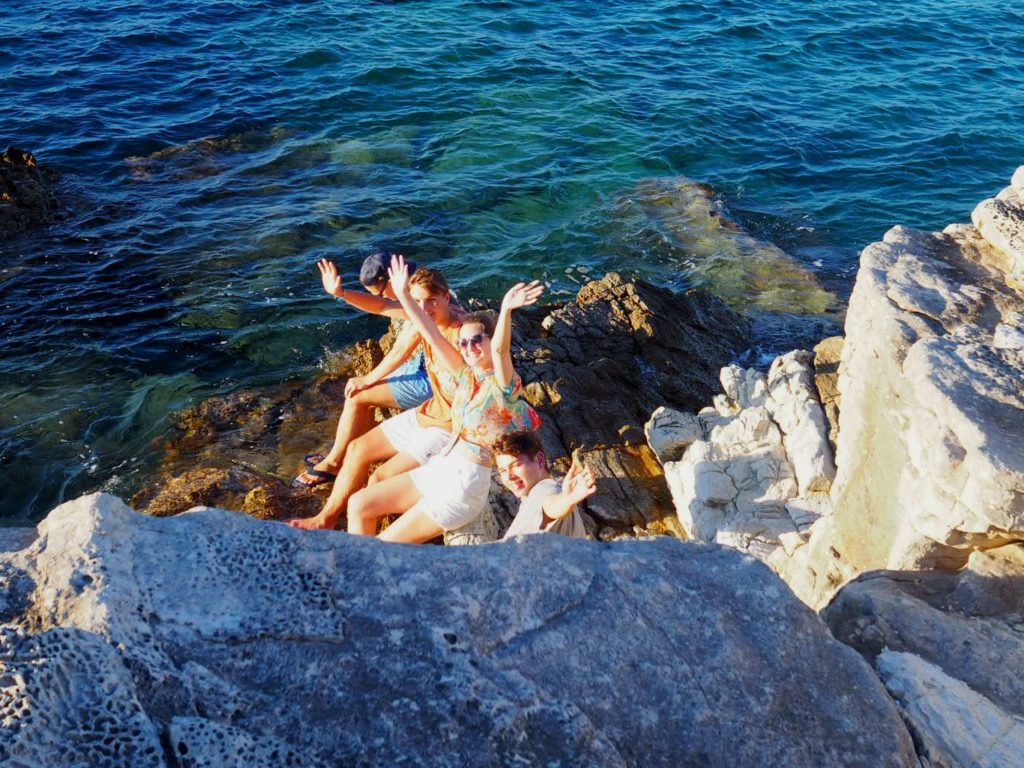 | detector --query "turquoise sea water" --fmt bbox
[2,0,1023,521]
